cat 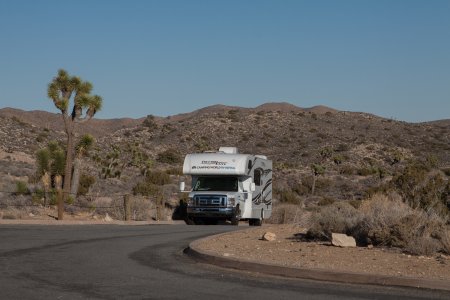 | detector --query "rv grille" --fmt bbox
[193,195,227,207]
